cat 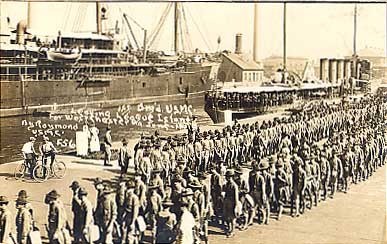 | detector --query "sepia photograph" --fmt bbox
[0,0,386,243]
